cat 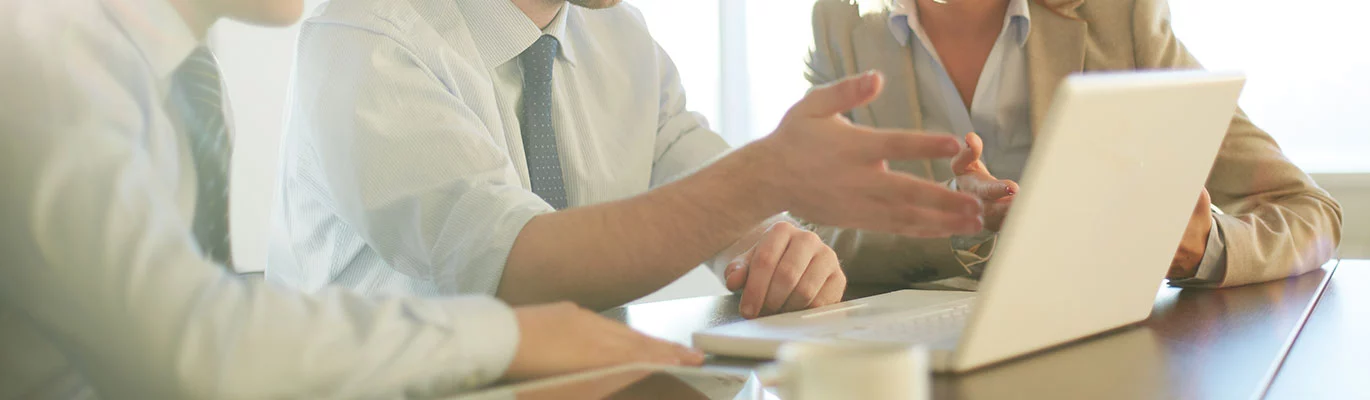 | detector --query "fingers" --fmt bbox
[877,174,983,234]
[597,311,703,367]
[959,173,1018,201]
[812,272,848,309]
[950,132,985,174]
[1195,188,1211,214]
[864,128,963,162]
[638,336,705,367]
[740,224,794,318]
[724,259,748,292]
[787,70,884,118]
[761,232,823,315]
[984,195,1014,232]
[780,250,841,313]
